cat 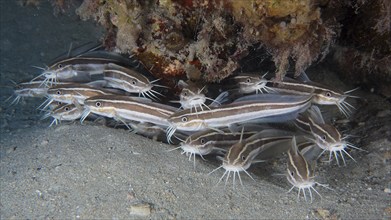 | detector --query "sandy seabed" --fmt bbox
[0,1,390,219]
